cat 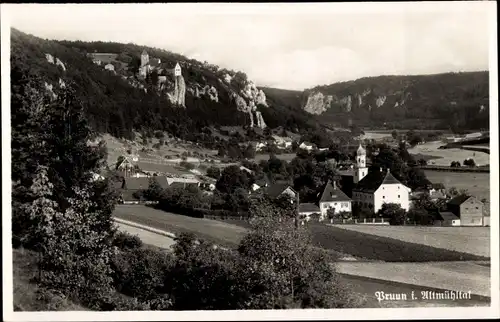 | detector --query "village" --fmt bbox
[106,129,490,228]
